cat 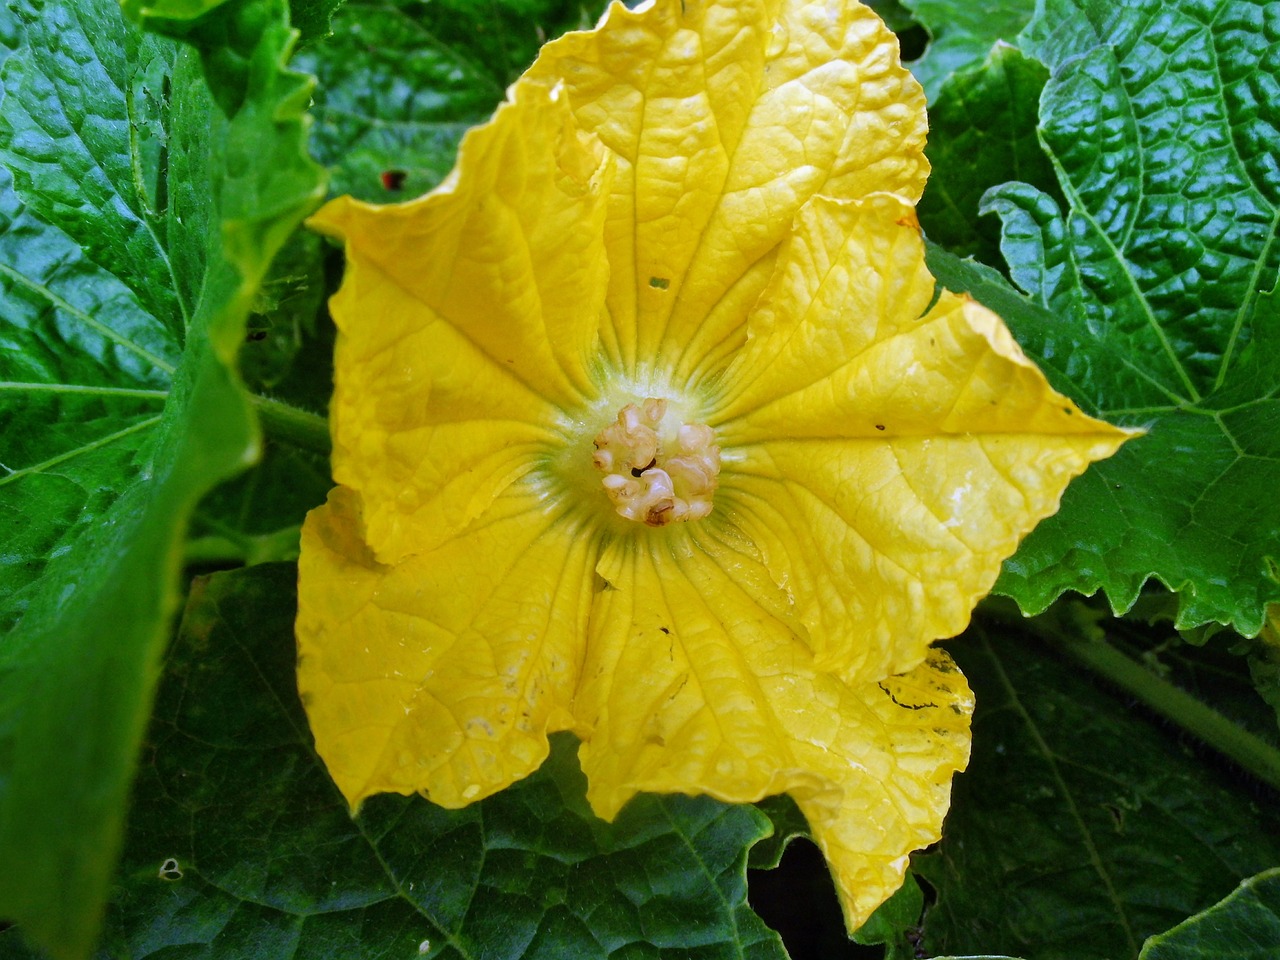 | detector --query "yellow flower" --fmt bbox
[297,0,1136,931]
